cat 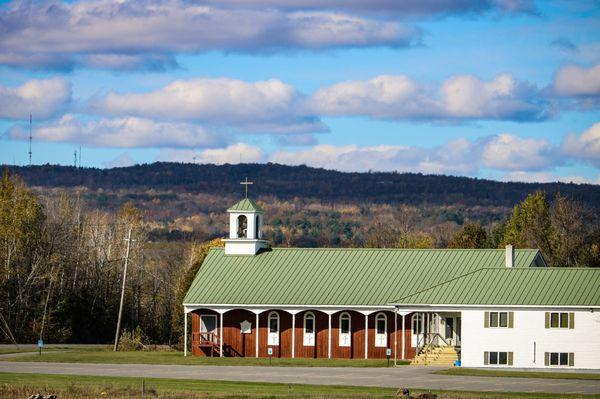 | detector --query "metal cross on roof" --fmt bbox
[240,177,253,198]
